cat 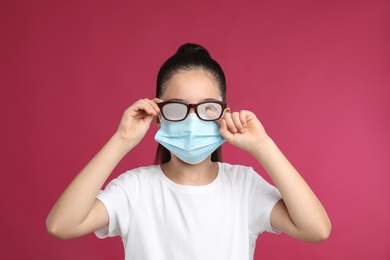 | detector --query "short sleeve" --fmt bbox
[94,175,133,239]
[247,168,282,236]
